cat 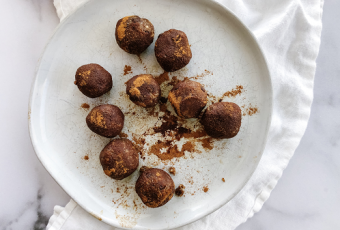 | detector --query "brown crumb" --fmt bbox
[84,155,89,160]
[175,184,185,197]
[81,103,90,109]
[203,186,209,193]
[139,166,151,173]
[169,167,176,175]
[222,178,225,182]
[123,65,132,75]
